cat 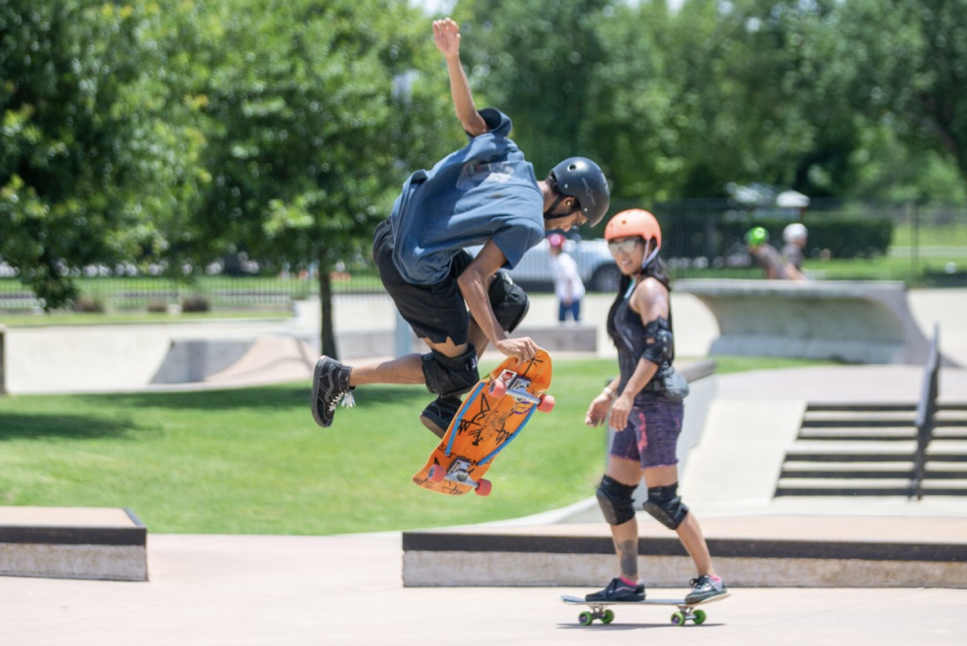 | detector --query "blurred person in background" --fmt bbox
[781,223,808,281]
[548,233,585,323]
[745,227,787,280]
